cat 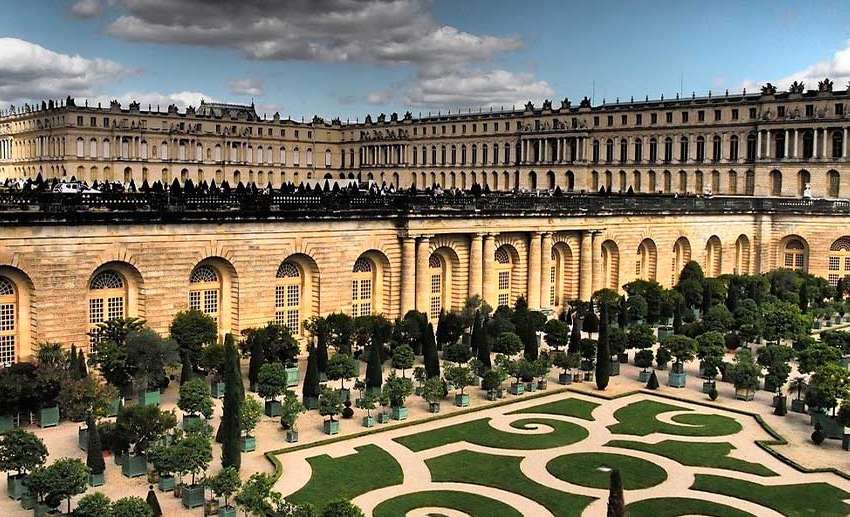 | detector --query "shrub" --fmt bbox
[111,496,154,517]
[208,466,242,509]
[326,353,359,390]
[74,492,112,517]
[382,373,413,408]
[493,332,523,356]
[257,362,289,402]
[0,428,48,476]
[626,324,655,350]
[390,345,415,375]
[239,397,264,437]
[322,500,365,517]
[178,378,214,419]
